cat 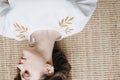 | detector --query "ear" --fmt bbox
[44,64,54,76]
